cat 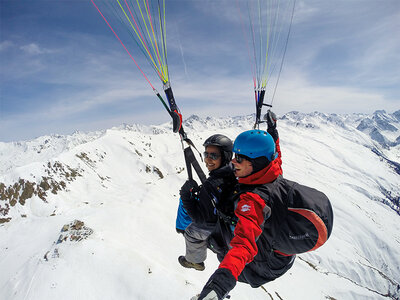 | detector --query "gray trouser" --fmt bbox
[184,223,213,263]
